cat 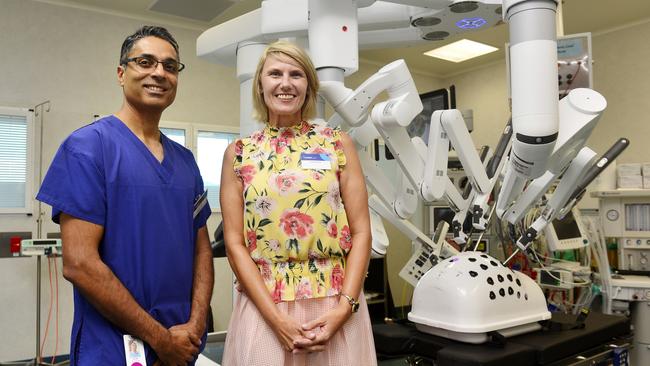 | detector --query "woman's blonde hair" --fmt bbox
[252,41,319,123]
